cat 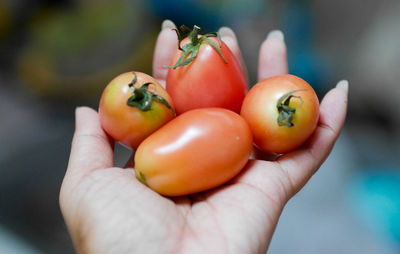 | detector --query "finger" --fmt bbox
[152,20,177,88]
[218,26,248,81]
[276,80,349,194]
[258,30,288,81]
[64,107,114,186]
